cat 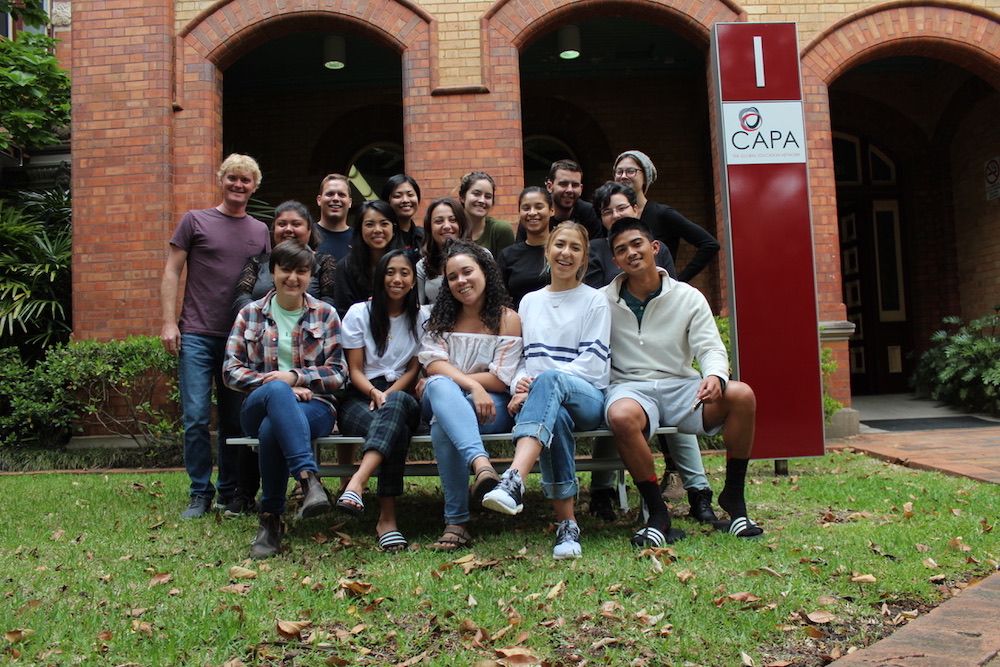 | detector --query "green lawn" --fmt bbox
[1,449,997,666]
